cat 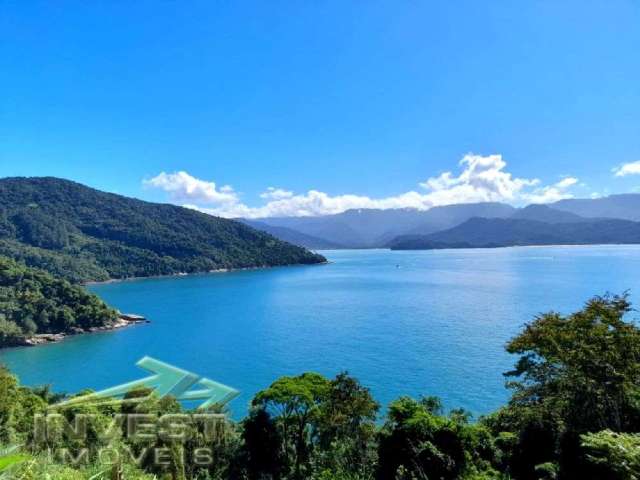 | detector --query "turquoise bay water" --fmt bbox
[2,246,640,418]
